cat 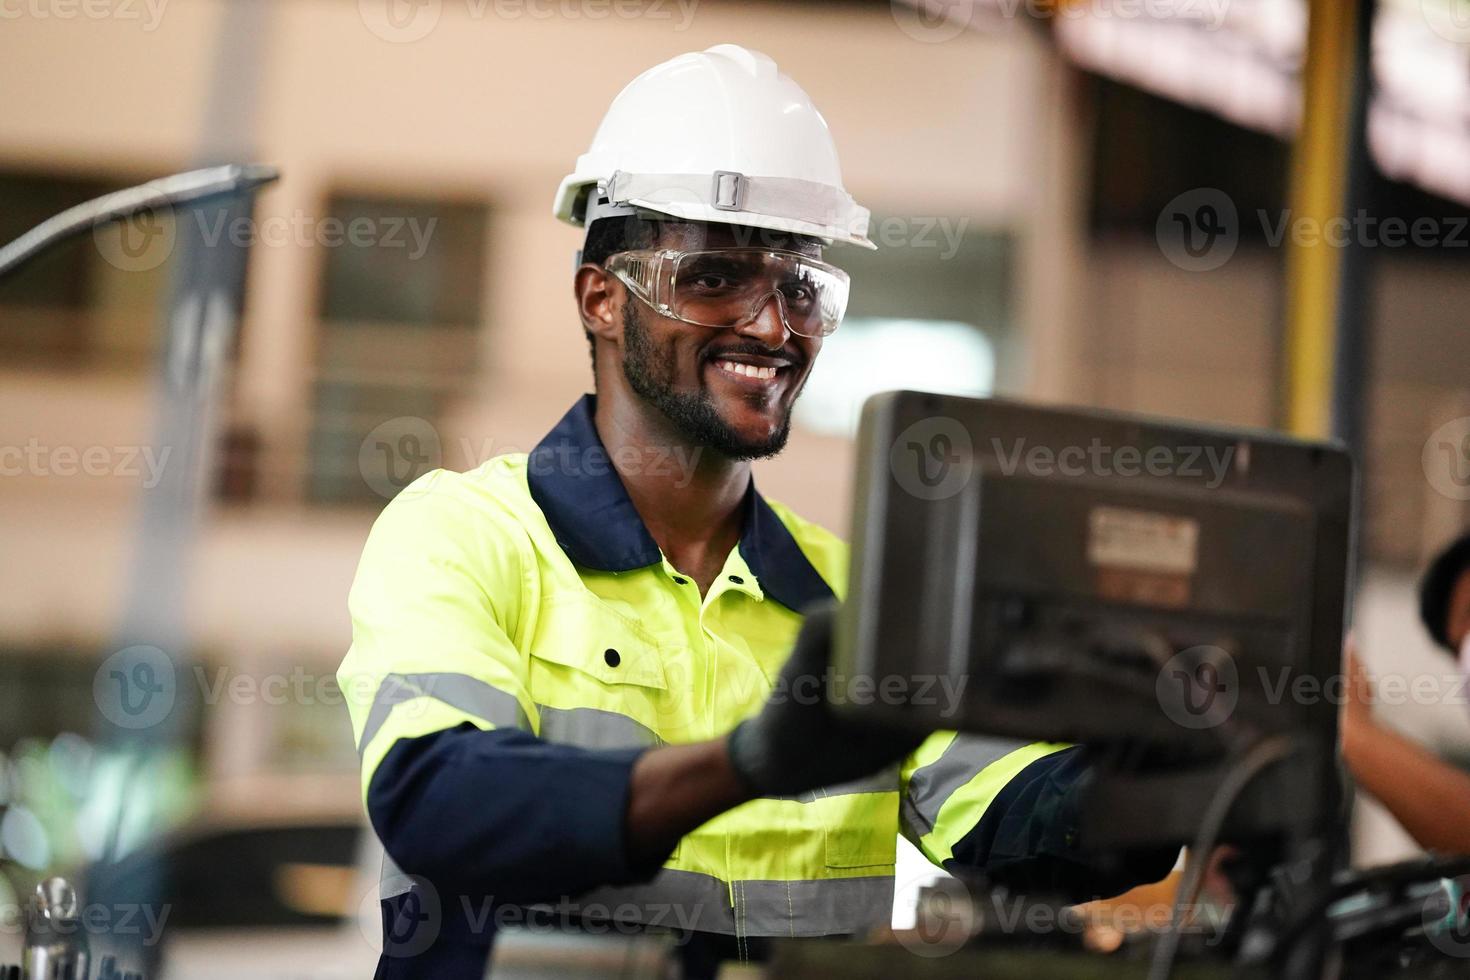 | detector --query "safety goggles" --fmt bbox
[604,247,850,338]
